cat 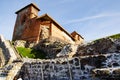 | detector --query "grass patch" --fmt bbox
[17,47,46,59]
[93,33,120,43]
[93,38,103,43]
[108,33,120,39]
